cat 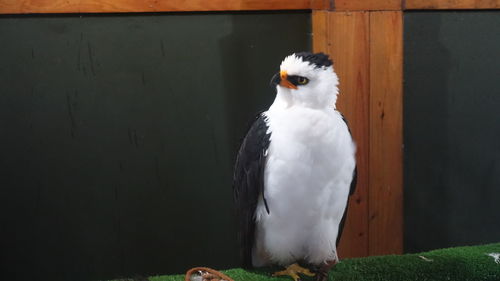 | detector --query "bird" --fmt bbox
[233,52,357,281]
